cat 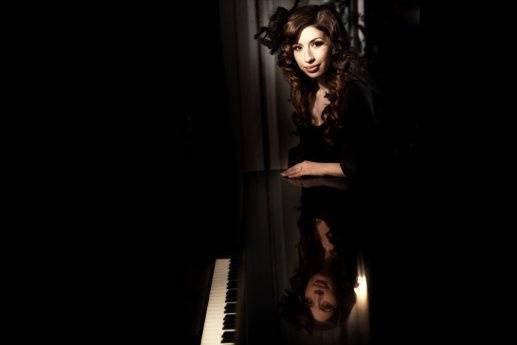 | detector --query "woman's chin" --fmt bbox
[305,72,322,79]
[304,69,326,79]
